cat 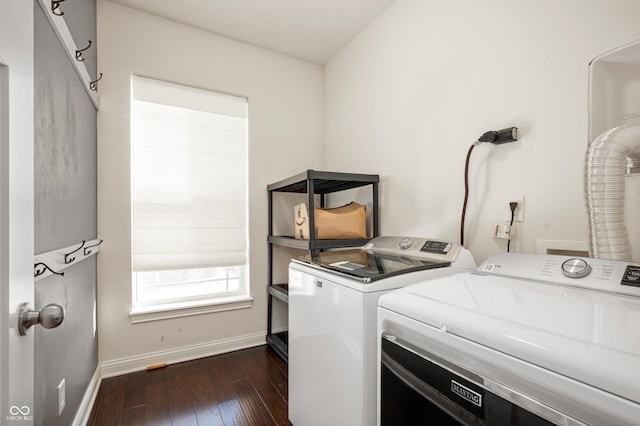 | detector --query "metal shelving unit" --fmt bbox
[266,169,380,362]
